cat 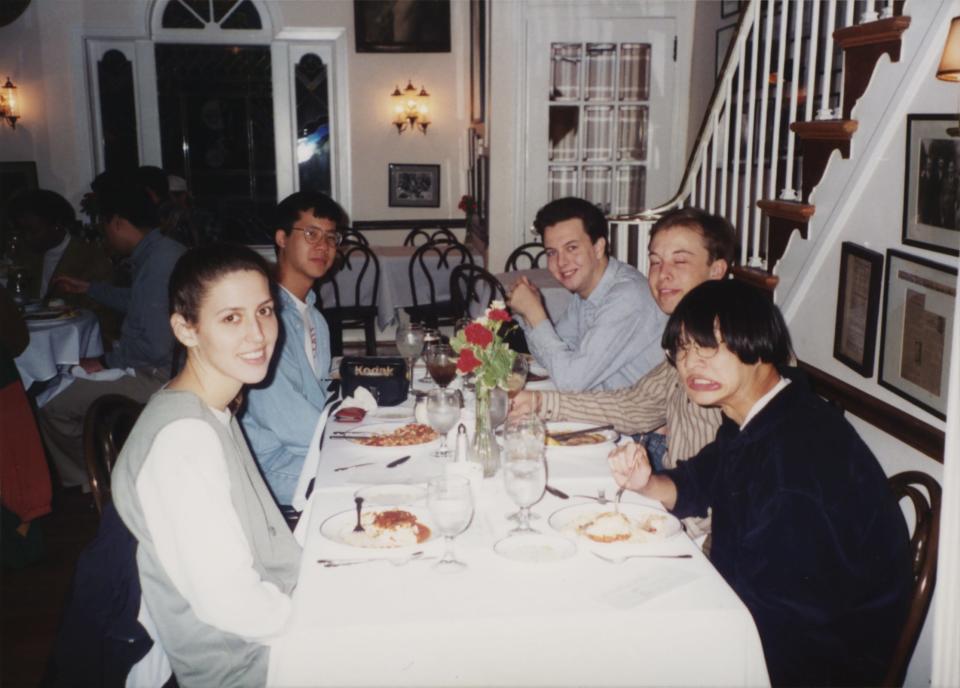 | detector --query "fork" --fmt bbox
[592,552,693,564]
[316,551,435,568]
